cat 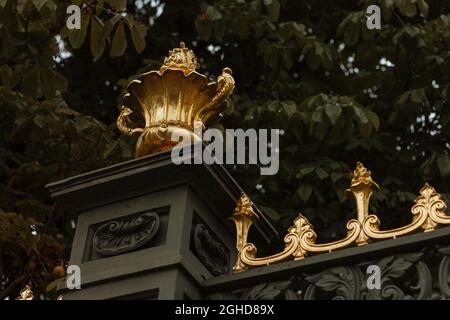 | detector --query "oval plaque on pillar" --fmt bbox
[93,212,160,256]
[193,223,229,275]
